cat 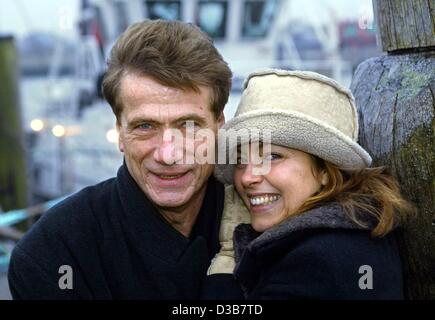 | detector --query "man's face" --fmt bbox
[117,73,224,211]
